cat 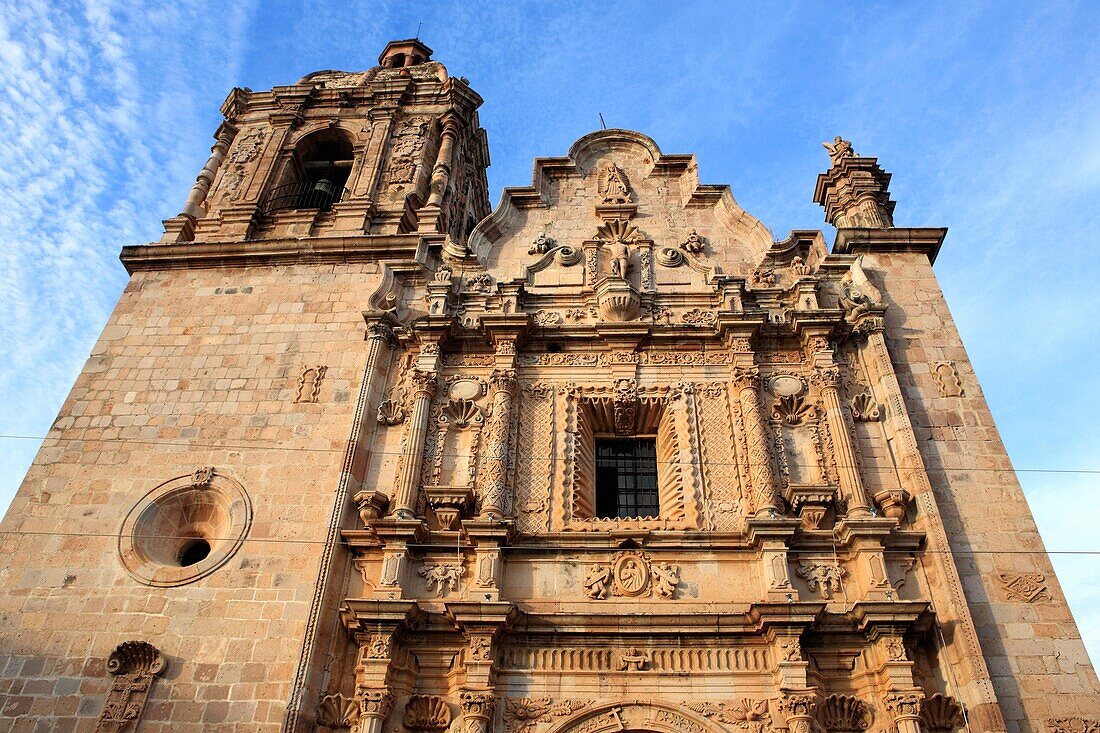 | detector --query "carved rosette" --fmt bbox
[96,641,166,733]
